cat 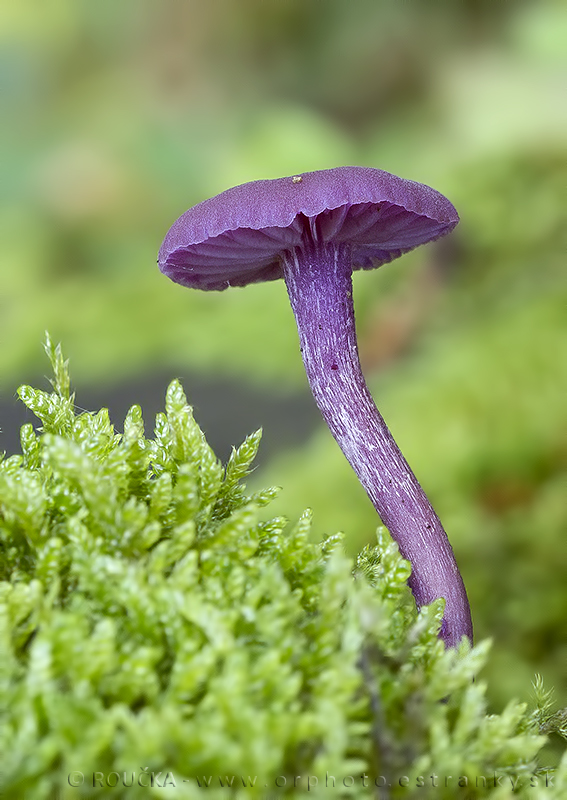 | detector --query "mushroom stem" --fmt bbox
[282,241,473,648]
